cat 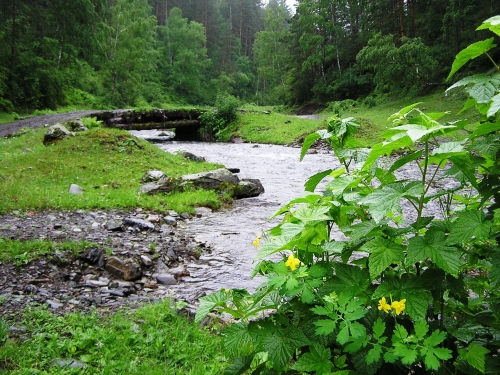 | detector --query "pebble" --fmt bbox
[0,209,215,318]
